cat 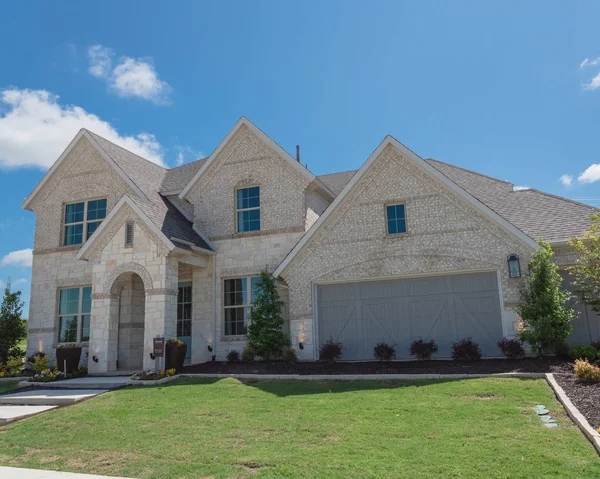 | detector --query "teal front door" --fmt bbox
[177,282,192,359]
